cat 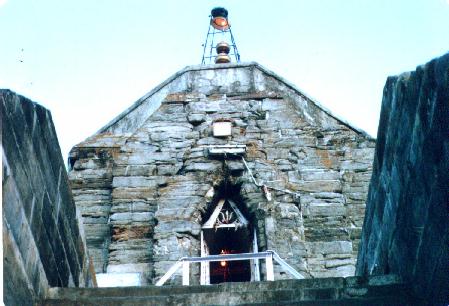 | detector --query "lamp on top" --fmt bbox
[210,7,229,31]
